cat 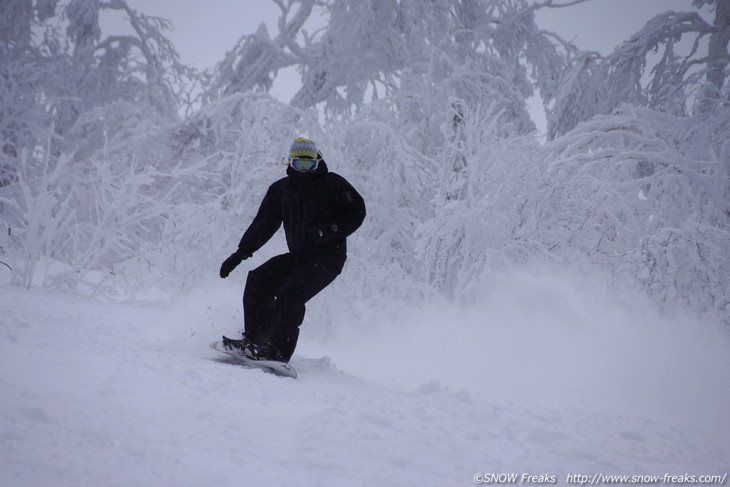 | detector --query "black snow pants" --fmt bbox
[243,252,346,361]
